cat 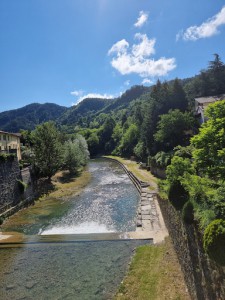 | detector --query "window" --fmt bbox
[3,135,6,141]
